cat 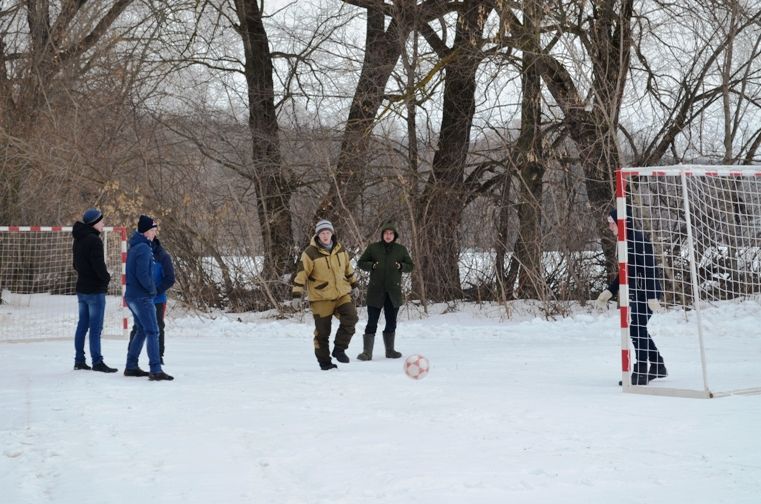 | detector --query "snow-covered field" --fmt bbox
[2,301,761,503]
